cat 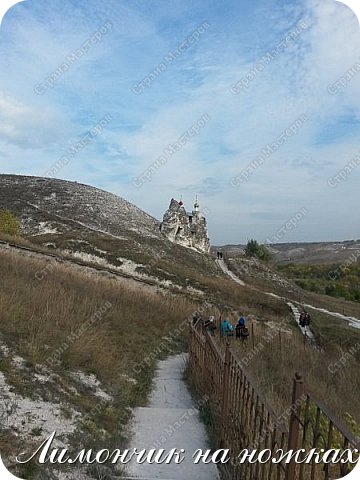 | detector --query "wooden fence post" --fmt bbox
[279,330,282,354]
[285,373,304,480]
[219,312,222,342]
[220,342,231,448]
